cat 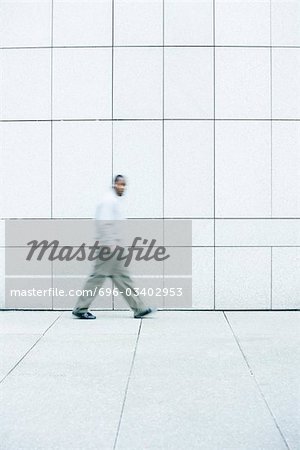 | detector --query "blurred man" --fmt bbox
[72,175,156,320]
